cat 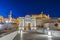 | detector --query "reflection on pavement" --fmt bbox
[14,30,60,40]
